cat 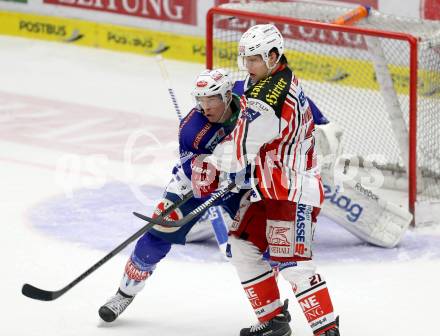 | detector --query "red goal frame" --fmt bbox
[206,6,419,219]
